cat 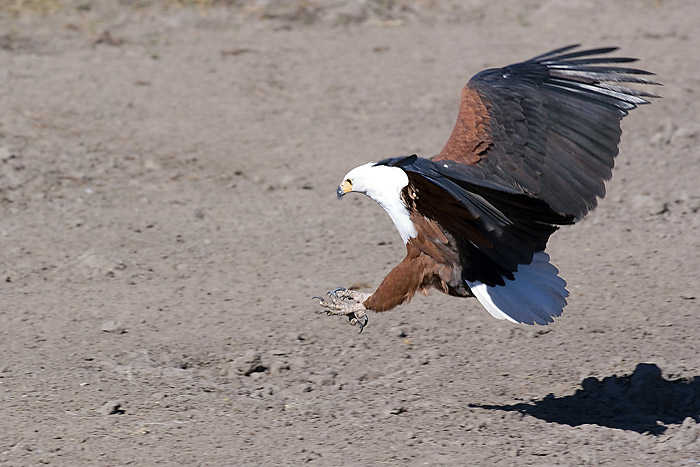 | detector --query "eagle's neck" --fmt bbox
[362,167,417,244]
[375,193,417,244]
